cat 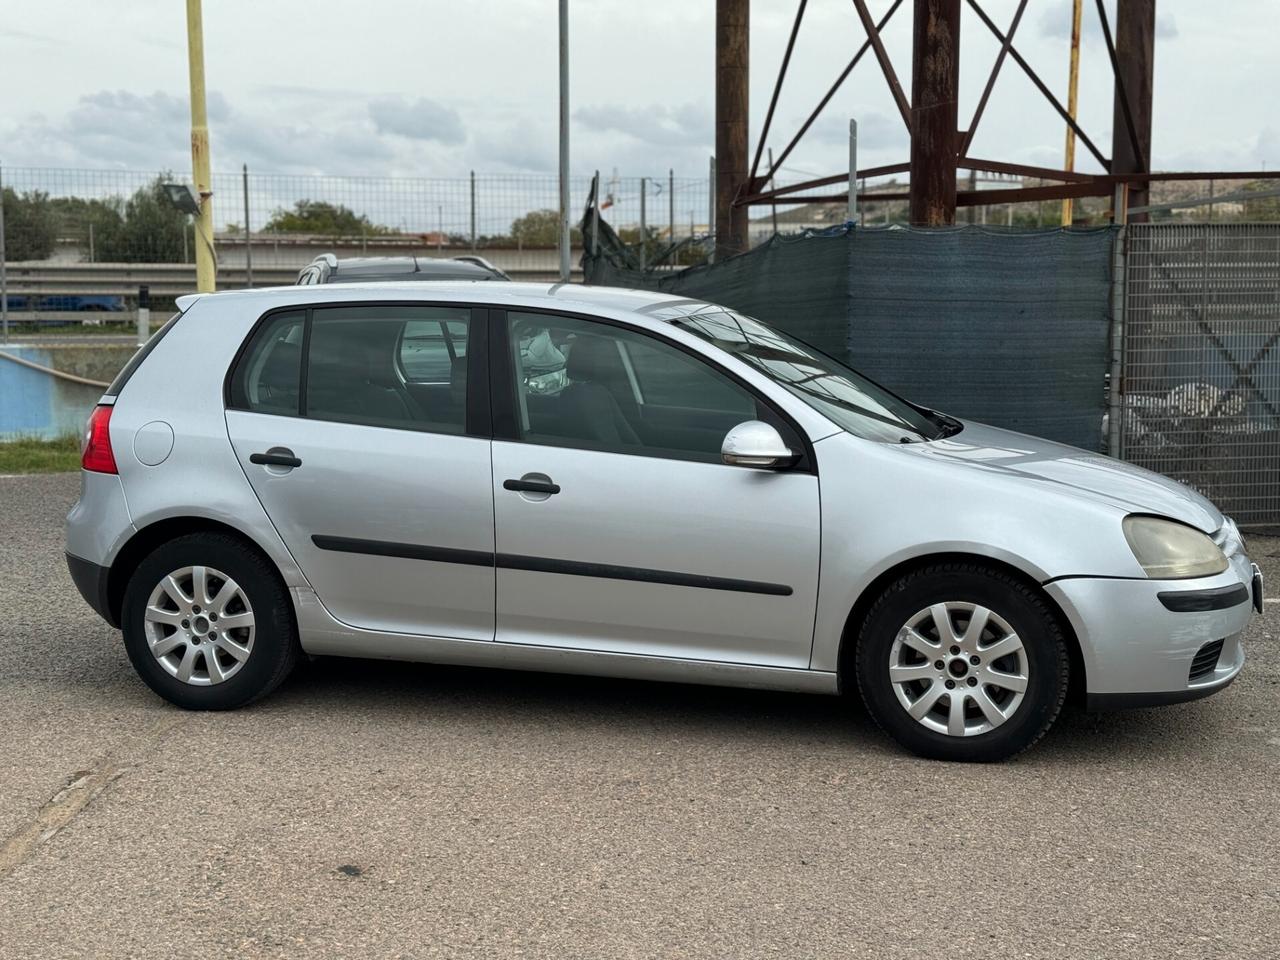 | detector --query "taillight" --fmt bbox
[81,405,118,474]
